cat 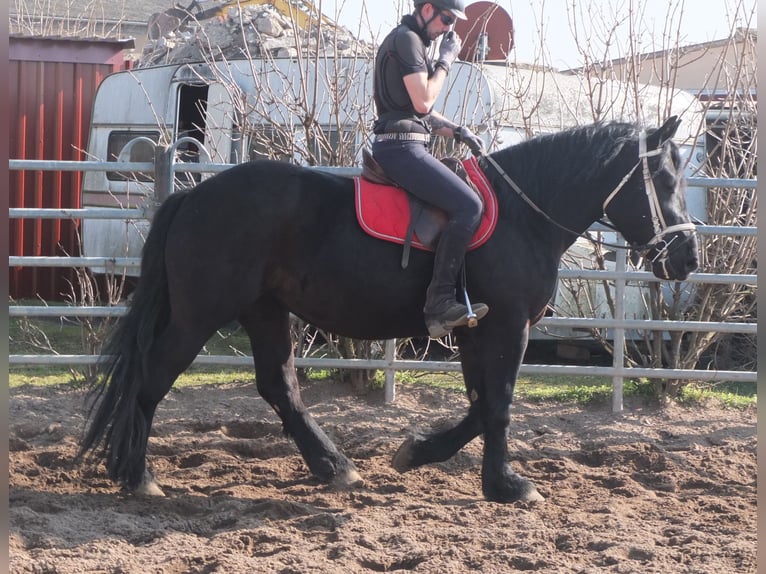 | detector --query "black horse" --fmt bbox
[78,117,698,503]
